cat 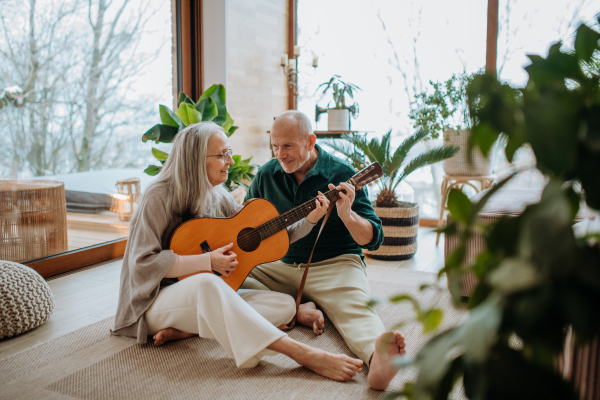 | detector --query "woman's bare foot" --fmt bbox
[268,337,363,381]
[297,302,325,335]
[153,327,196,346]
[367,332,406,390]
